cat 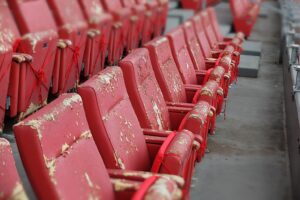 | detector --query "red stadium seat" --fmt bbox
[207,8,244,46]
[134,0,157,43]
[78,67,199,194]
[120,48,214,159]
[192,15,239,64]
[46,0,88,94]
[186,18,239,84]
[14,93,184,200]
[78,0,113,77]
[155,0,169,36]
[167,28,229,100]
[199,11,242,54]
[0,42,12,133]
[180,0,220,11]
[229,0,260,37]
[6,0,58,118]
[0,138,28,199]
[101,0,139,54]
[120,0,148,46]
[144,37,224,133]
